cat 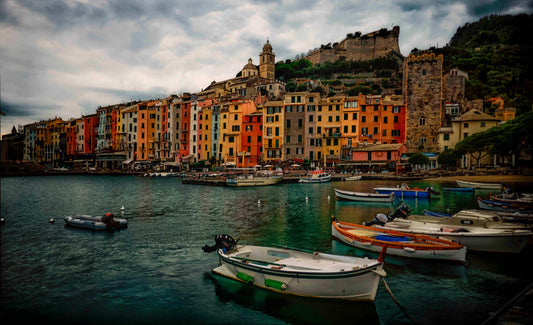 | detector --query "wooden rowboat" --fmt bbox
[334,189,395,203]
[332,220,466,264]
